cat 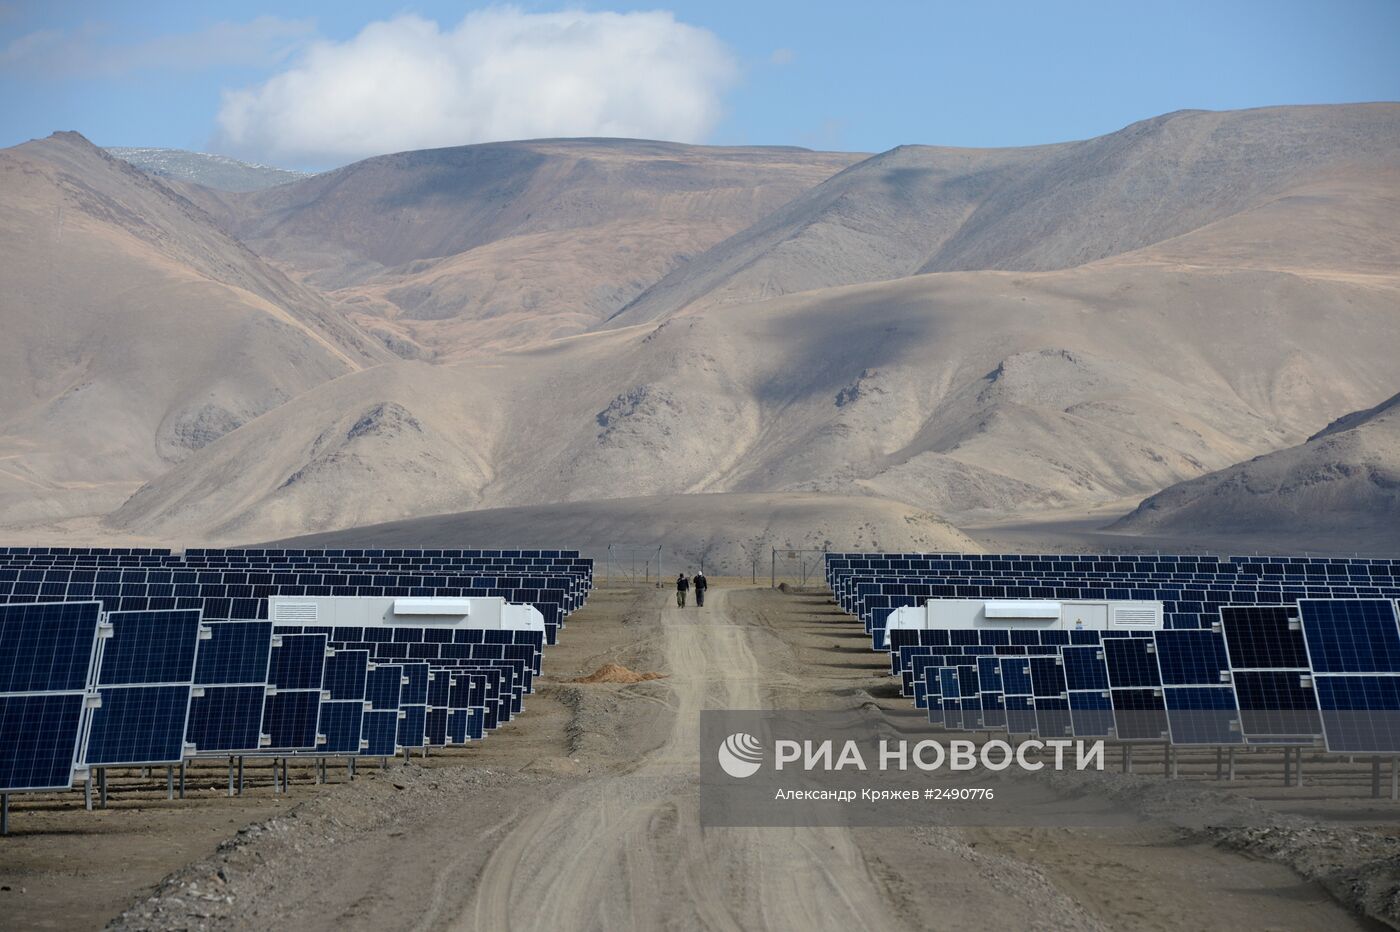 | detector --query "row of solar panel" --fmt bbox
[832,577,1400,641]
[821,552,1400,754]
[0,547,581,558]
[897,602,1400,754]
[0,570,587,607]
[832,573,1400,608]
[825,551,1400,569]
[0,571,580,644]
[0,600,561,794]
